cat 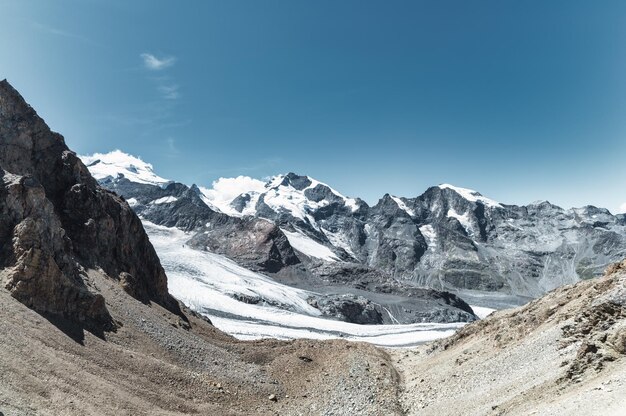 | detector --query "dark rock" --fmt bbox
[0,79,182,331]
[309,294,383,325]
